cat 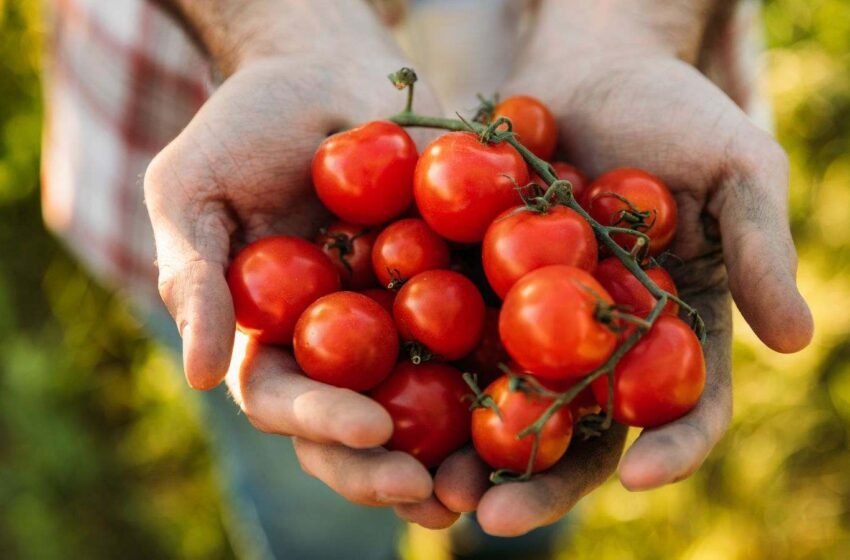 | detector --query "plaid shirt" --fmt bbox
[42,0,766,311]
